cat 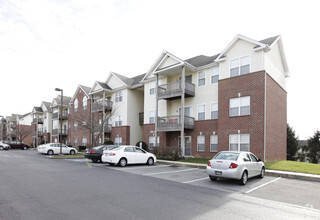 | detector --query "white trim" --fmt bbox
[210,134,218,152]
[229,54,251,77]
[107,71,128,87]
[142,50,167,82]
[197,135,205,152]
[198,70,206,87]
[197,103,206,120]
[215,34,267,62]
[210,66,219,85]
[210,102,218,120]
